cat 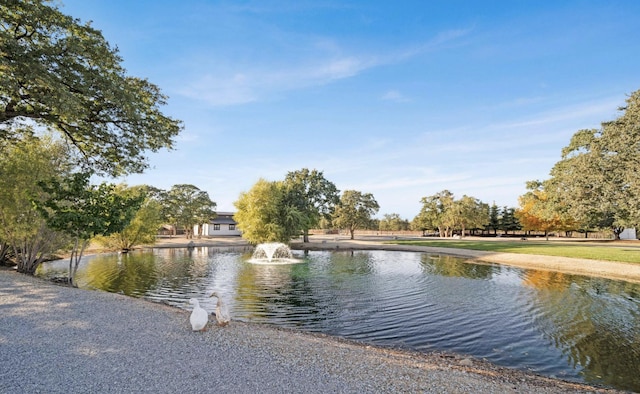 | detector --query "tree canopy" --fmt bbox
[332,190,379,239]
[515,180,577,238]
[0,0,182,176]
[0,131,71,273]
[379,213,410,231]
[540,89,640,238]
[160,184,216,239]
[412,190,490,237]
[36,172,143,285]
[412,190,456,236]
[95,185,163,251]
[234,179,303,244]
[283,168,339,242]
